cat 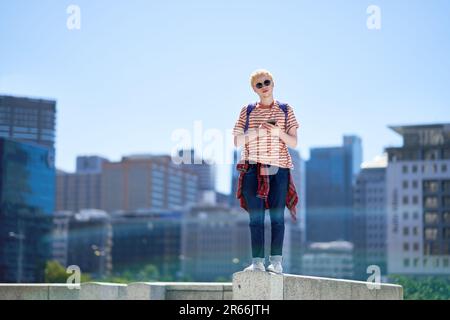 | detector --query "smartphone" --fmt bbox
[267,119,277,125]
